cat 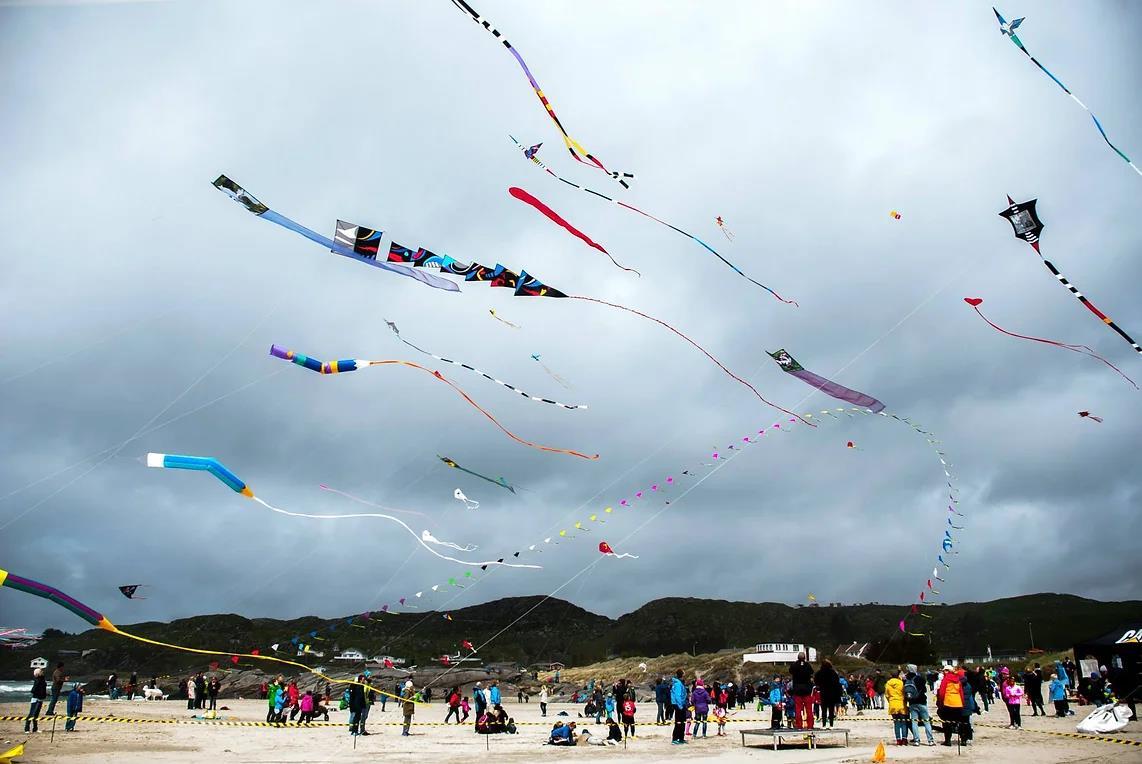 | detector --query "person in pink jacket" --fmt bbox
[1002,675,1024,729]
